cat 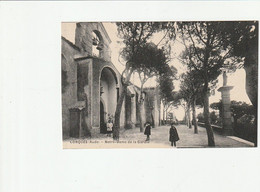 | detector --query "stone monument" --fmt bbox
[217,71,234,135]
